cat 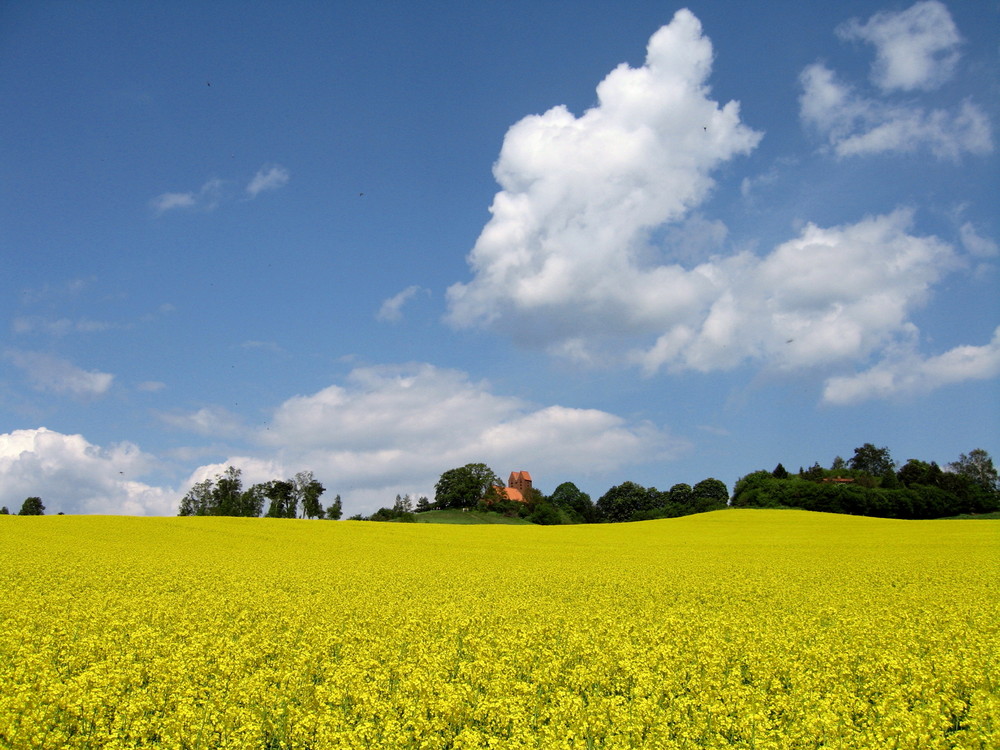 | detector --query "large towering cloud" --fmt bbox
[445,9,972,398]
[447,9,762,342]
